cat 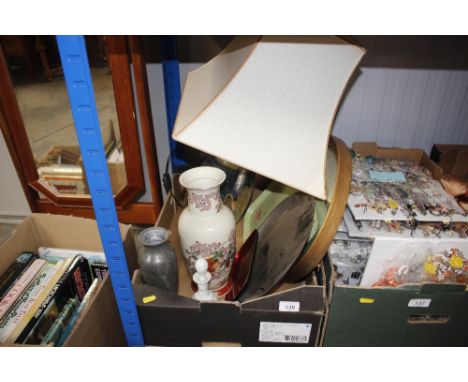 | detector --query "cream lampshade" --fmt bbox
[172,36,365,200]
